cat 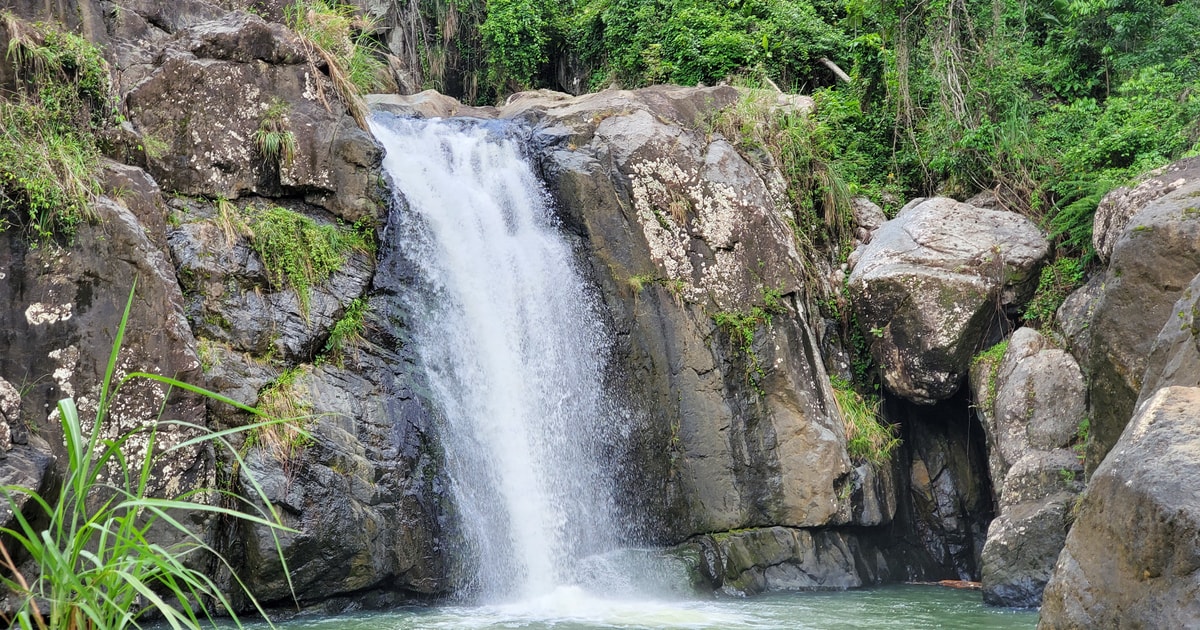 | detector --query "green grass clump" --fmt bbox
[320,297,370,362]
[253,99,297,167]
[831,375,899,467]
[249,366,315,470]
[245,205,373,316]
[285,0,386,129]
[0,287,292,629]
[0,13,118,243]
